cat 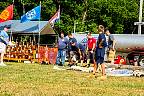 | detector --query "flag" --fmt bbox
[21,6,41,23]
[0,4,13,23]
[48,8,60,26]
